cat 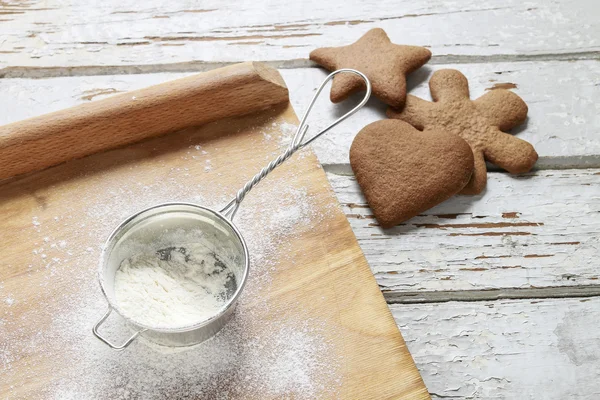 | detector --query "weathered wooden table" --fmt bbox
[1,1,598,398]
